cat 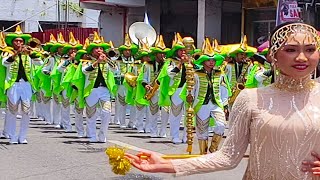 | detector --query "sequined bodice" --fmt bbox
[171,75,320,179]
